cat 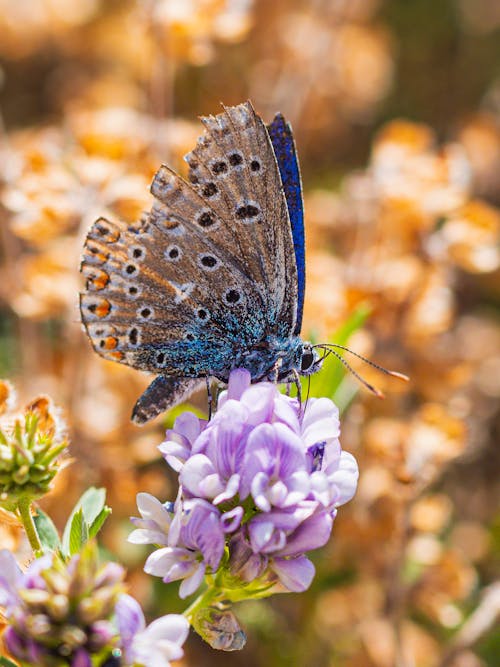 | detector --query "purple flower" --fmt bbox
[130,496,225,599]
[240,422,309,511]
[165,369,357,517]
[3,627,46,664]
[0,548,23,607]
[128,492,177,547]
[116,594,189,667]
[135,369,358,604]
[159,412,207,471]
